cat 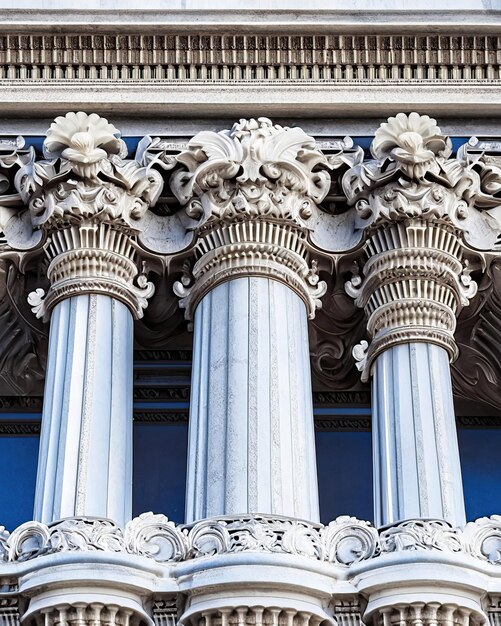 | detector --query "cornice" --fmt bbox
[0,10,499,34]
[1,83,501,119]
